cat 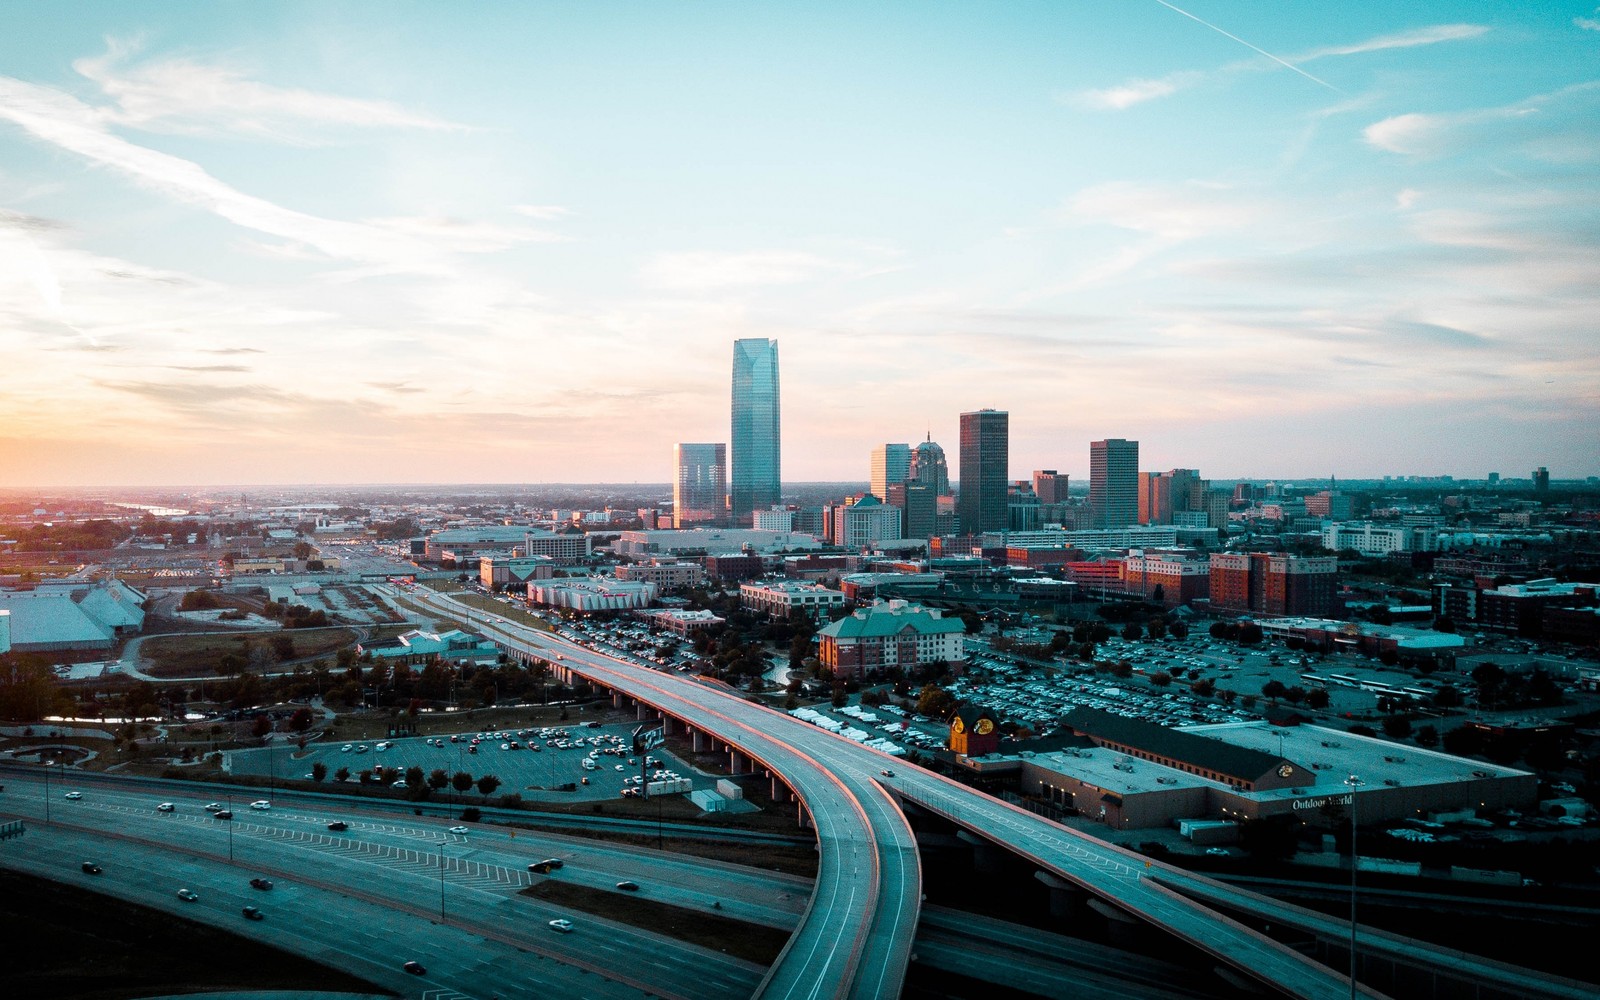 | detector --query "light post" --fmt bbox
[42,757,51,826]
[227,794,234,864]
[437,841,448,922]
[1345,774,1364,999]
